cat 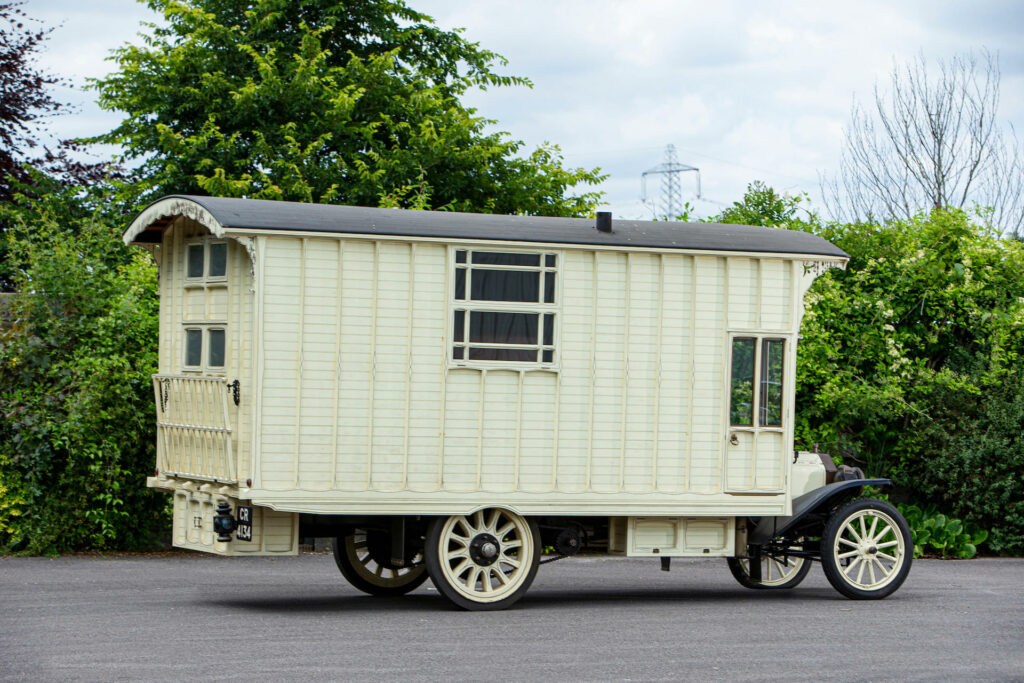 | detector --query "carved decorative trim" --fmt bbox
[122,198,225,245]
